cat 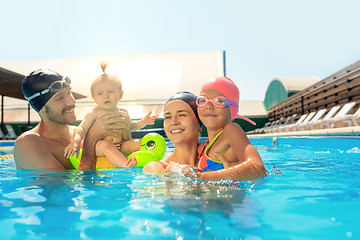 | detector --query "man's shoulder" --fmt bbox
[14,129,48,166]
[14,129,68,170]
[15,129,44,148]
